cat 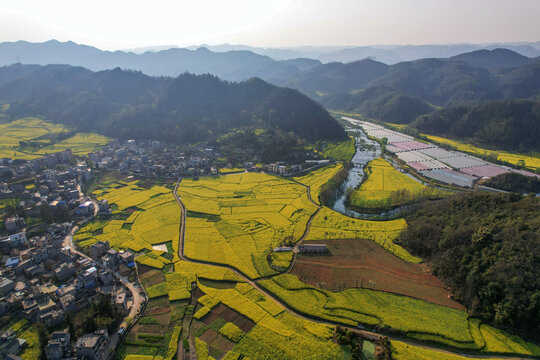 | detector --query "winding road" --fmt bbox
[172,179,531,360]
